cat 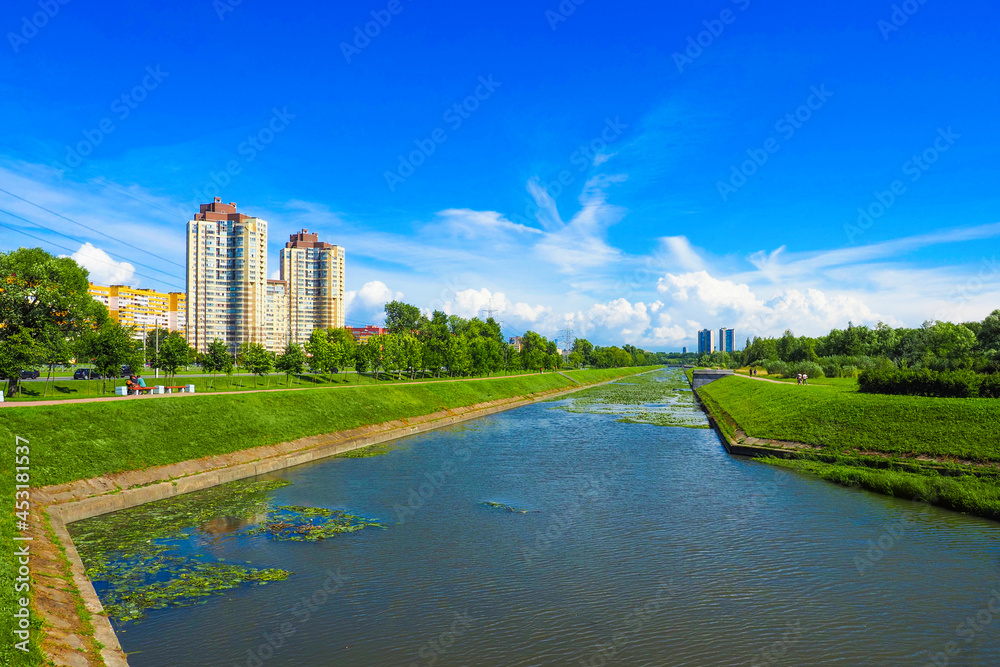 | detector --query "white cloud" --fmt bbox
[344,280,403,324]
[69,243,135,285]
